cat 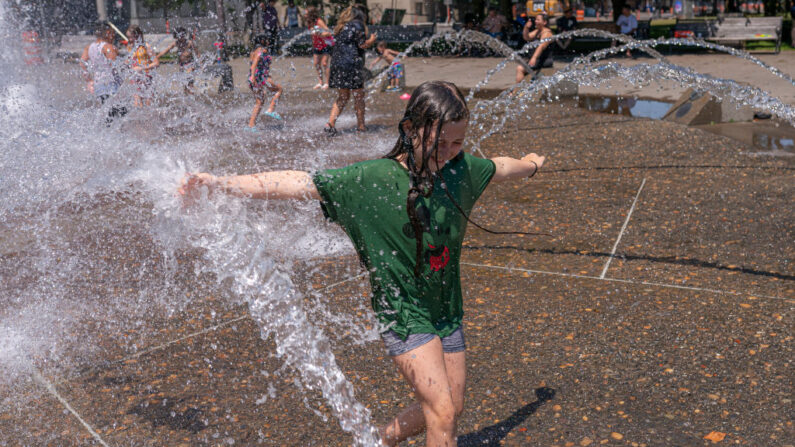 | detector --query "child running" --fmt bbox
[156,27,197,94]
[179,81,545,447]
[126,25,159,107]
[370,41,404,92]
[80,23,127,123]
[248,34,283,128]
